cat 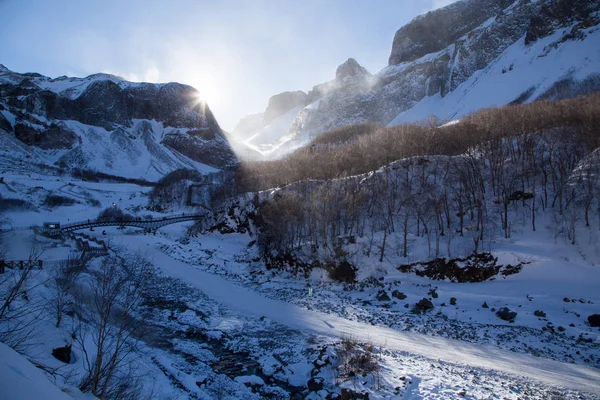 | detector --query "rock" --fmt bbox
[496,307,517,322]
[263,91,308,125]
[392,290,407,300]
[482,302,489,308]
[51,344,72,364]
[307,377,324,392]
[428,288,438,298]
[558,326,566,332]
[389,0,516,64]
[341,388,370,399]
[450,297,457,306]
[376,289,391,301]
[336,58,371,81]
[0,66,237,172]
[415,298,434,312]
[234,375,265,388]
[588,314,600,327]
[534,310,547,318]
